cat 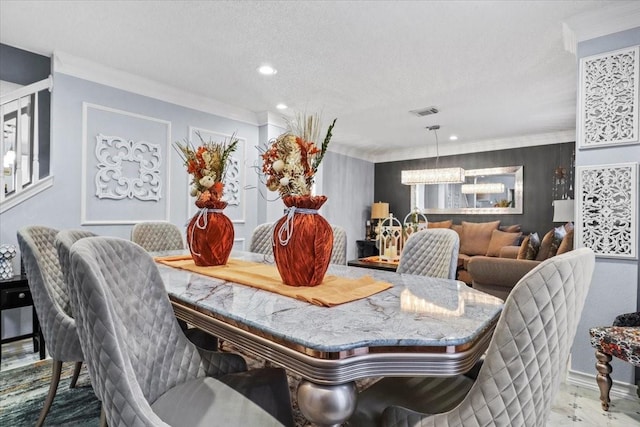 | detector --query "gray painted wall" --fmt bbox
[321,151,375,261]
[572,27,640,386]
